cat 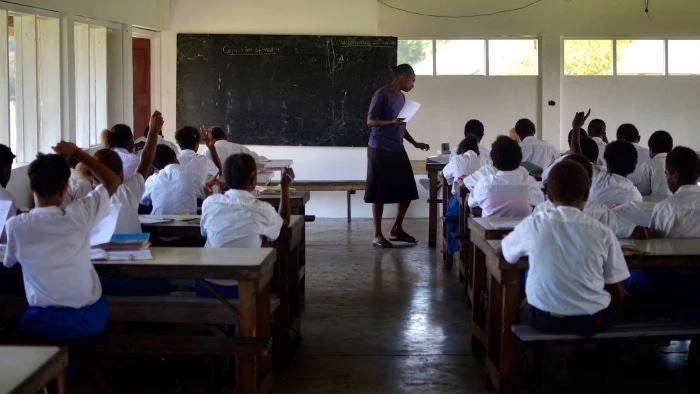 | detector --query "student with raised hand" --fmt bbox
[514,118,559,170]
[203,126,263,165]
[468,136,544,217]
[616,123,650,185]
[3,141,120,340]
[103,124,139,178]
[142,144,205,215]
[587,118,608,166]
[589,140,643,208]
[175,126,222,185]
[199,154,293,298]
[634,130,673,198]
[134,125,180,155]
[503,160,629,336]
